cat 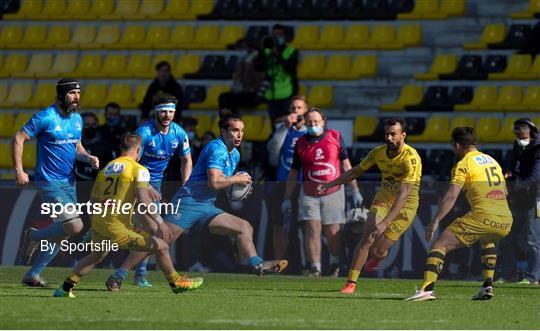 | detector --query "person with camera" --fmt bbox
[255,24,299,127]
